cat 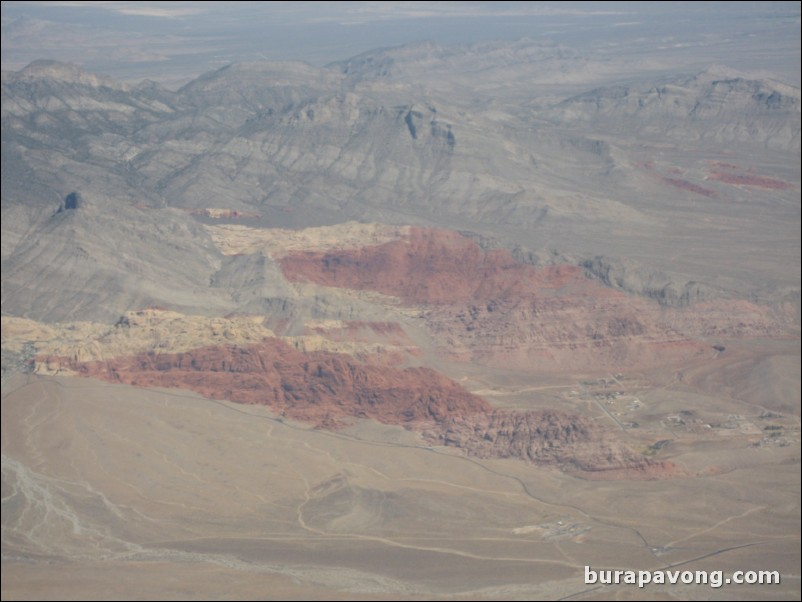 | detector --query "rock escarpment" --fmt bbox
[48,339,671,477]
[279,227,589,305]
[435,410,677,478]
[277,227,786,371]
